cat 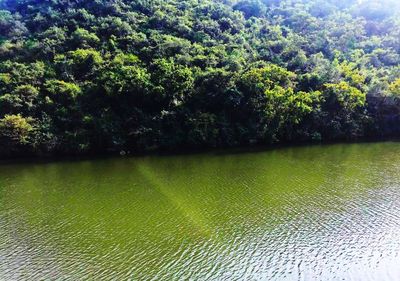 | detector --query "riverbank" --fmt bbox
[1,136,399,166]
